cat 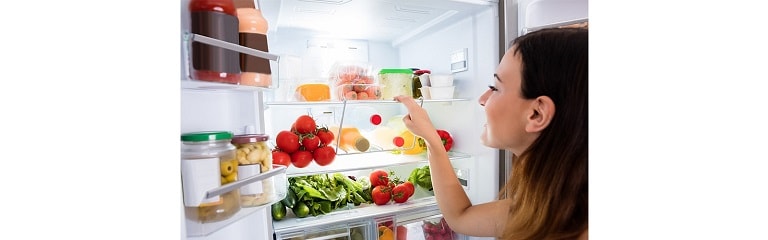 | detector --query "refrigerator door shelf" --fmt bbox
[285,151,471,177]
[184,166,288,237]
